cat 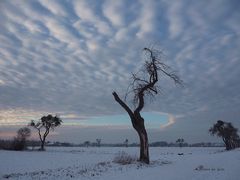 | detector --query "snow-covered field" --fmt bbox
[0,147,239,180]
